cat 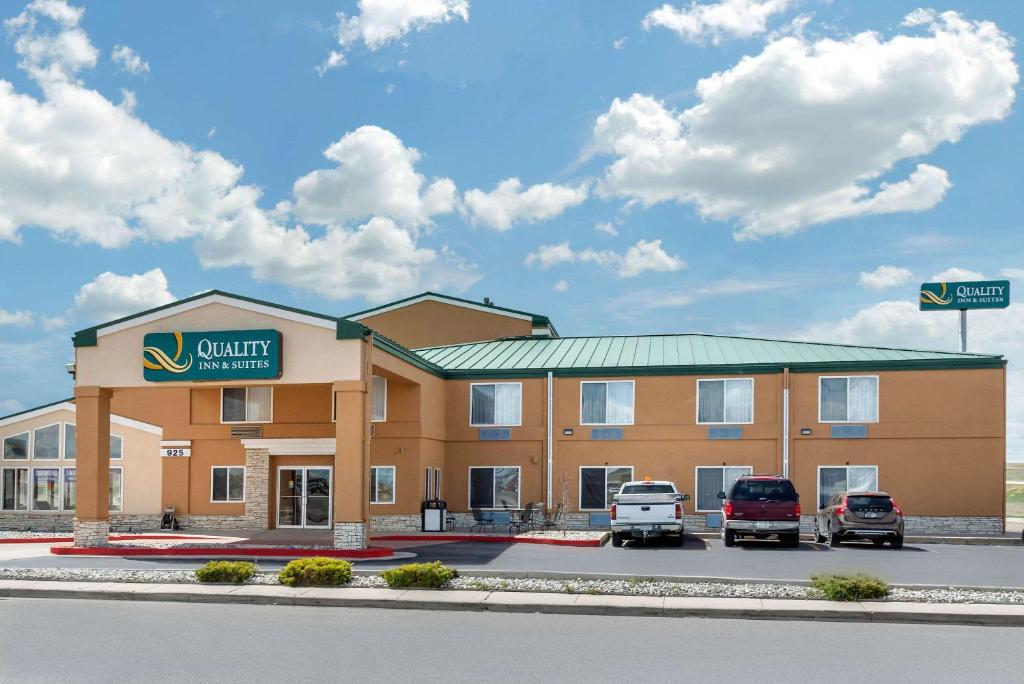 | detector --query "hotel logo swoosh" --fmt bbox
[143,331,193,373]
[920,282,952,306]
